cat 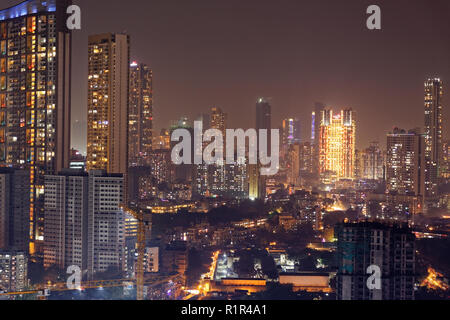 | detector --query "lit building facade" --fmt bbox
[318,109,356,182]
[210,107,226,137]
[424,78,443,197]
[287,143,300,186]
[0,251,28,292]
[299,141,313,174]
[129,61,153,167]
[386,128,425,198]
[0,0,72,254]
[443,140,450,179]
[86,33,129,200]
